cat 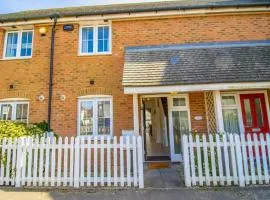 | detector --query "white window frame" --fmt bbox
[79,23,112,56]
[3,30,34,60]
[168,94,191,162]
[221,93,243,134]
[77,96,113,138]
[0,101,30,123]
